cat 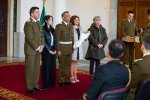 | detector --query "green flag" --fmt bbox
[40,6,46,26]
